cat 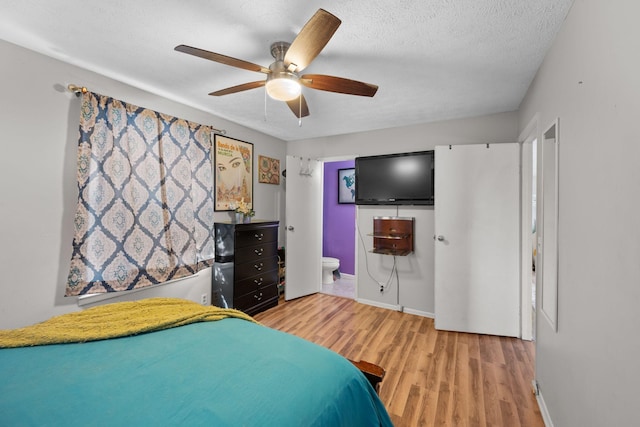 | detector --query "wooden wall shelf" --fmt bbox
[370,216,414,256]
